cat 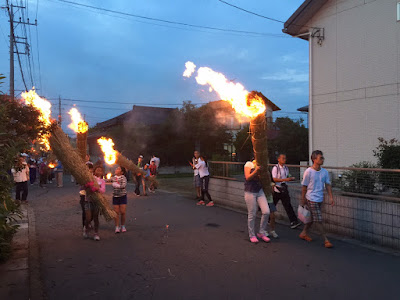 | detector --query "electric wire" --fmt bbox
[48,0,287,38]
